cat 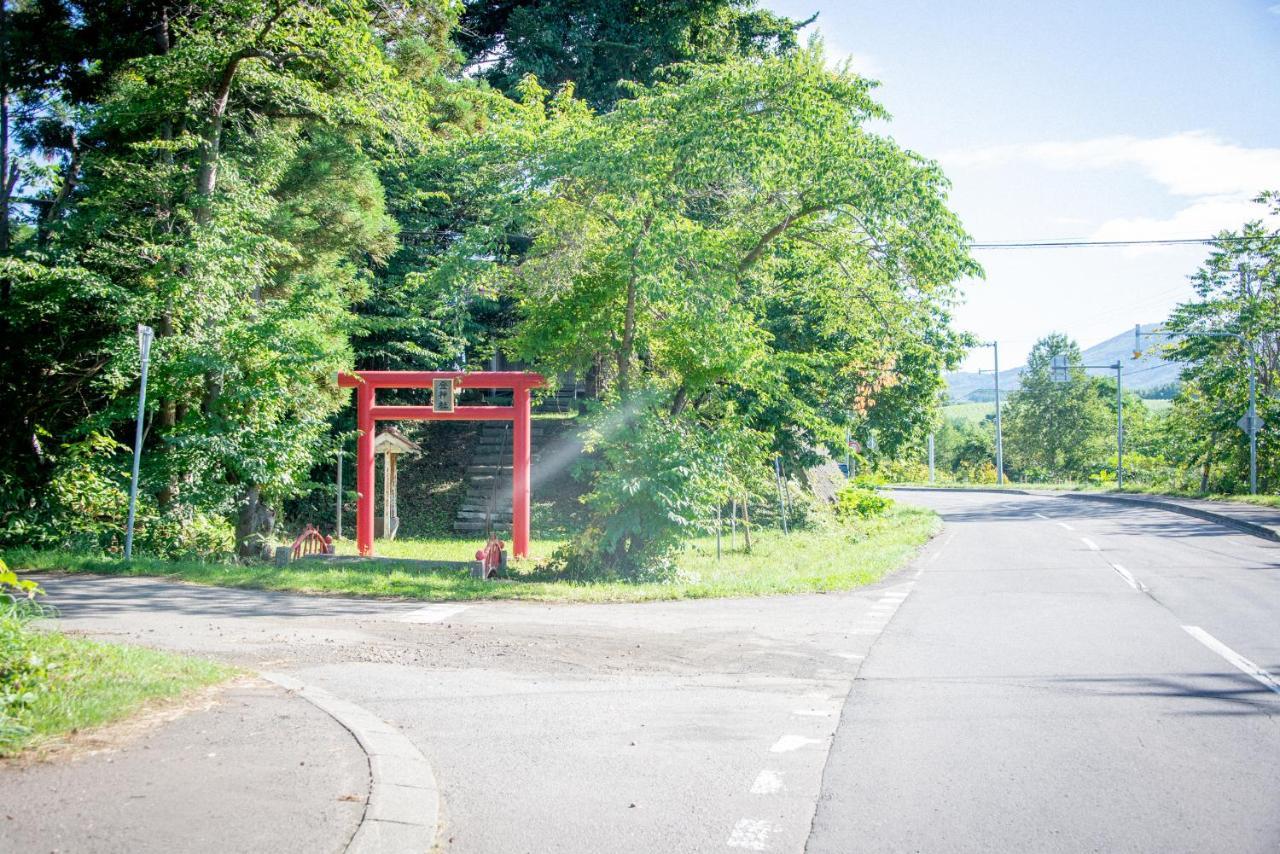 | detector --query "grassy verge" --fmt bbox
[1,615,233,756]
[5,505,939,604]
